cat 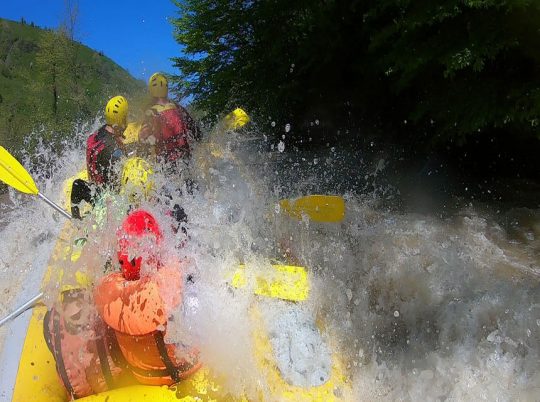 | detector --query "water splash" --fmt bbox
[0,117,539,401]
